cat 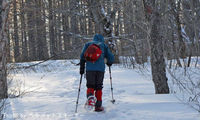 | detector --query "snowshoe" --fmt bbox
[84,95,96,111]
